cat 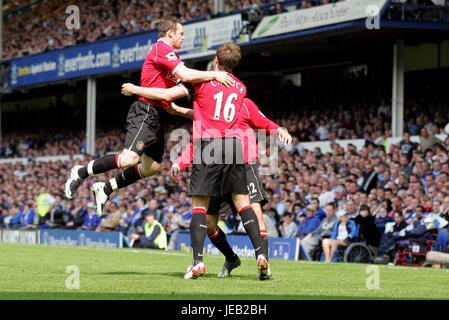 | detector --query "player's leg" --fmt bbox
[232,193,265,263]
[185,140,224,279]
[251,202,273,280]
[222,138,266,278]
[92,102,164,215]
[65,148,140,200]
[206,198,240,277]
[252,203,269,256]
[92,153,160,214]
[245,163,272,279]
[184,195,209,280]
[65,101,146,199]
